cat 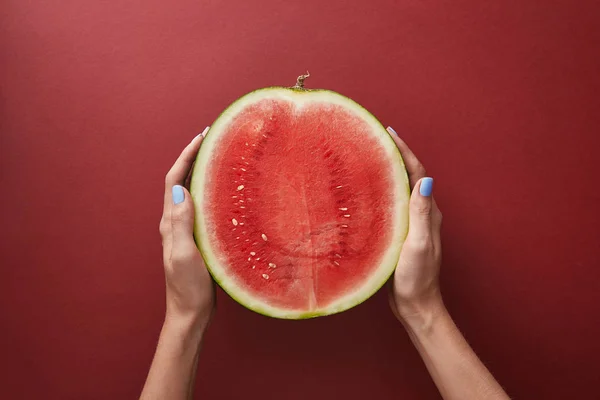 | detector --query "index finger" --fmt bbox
[386,126,426,188]
[163,127,209,214]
